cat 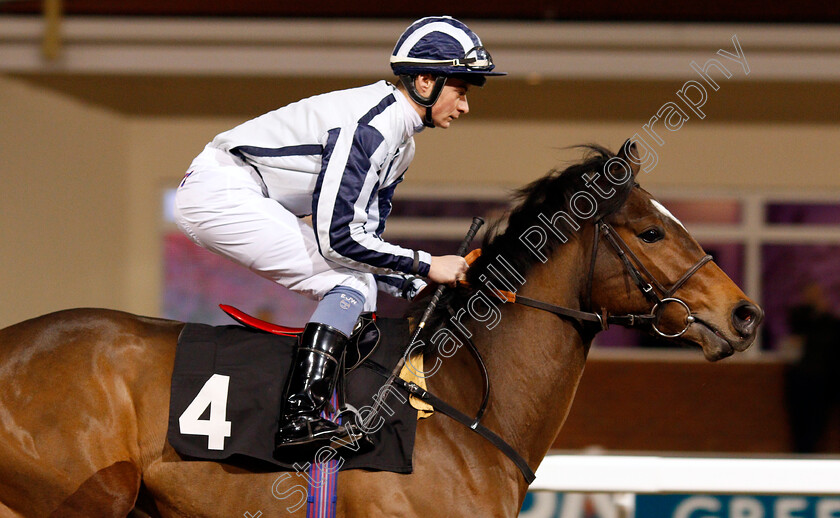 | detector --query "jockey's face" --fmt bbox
[411,74,471,129]
[430,78,470,129]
